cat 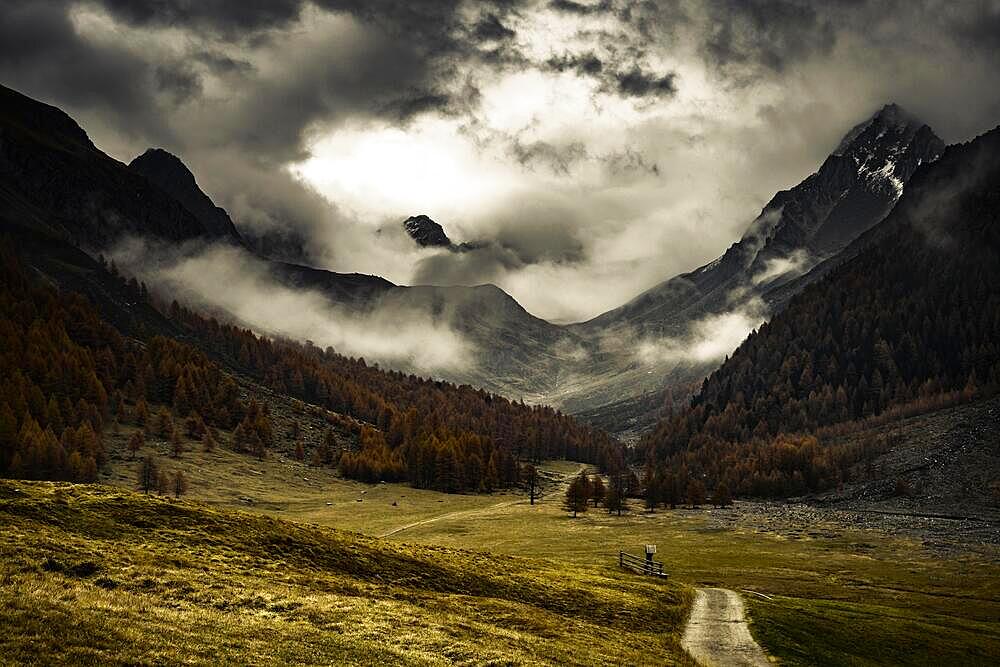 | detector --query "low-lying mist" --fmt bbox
[111,239,474,375]
[635,300,767,367]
